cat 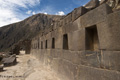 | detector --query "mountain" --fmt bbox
[0,13,63,52]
